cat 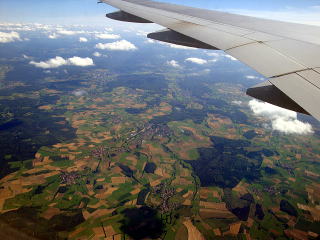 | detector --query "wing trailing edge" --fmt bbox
[147,29,219,50]
[246,81,309,115]
[106,11,153,23]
